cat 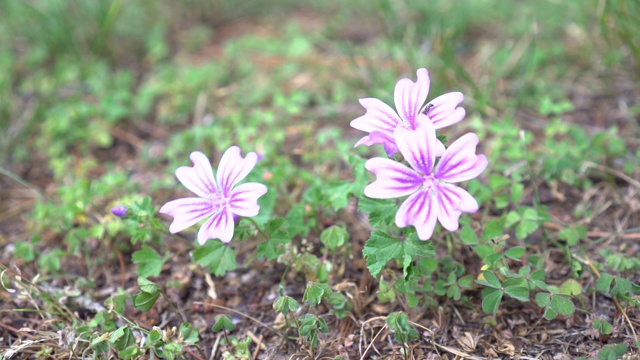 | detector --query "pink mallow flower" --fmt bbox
[160,147,267,244]
[350,68,465,156]
[364,120,488,240]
